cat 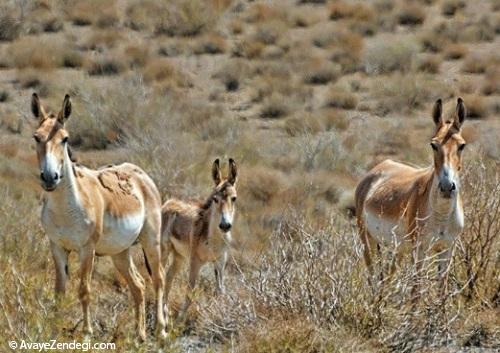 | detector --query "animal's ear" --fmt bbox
[58,94,72,123]
[432,98,442,126]
[455,97,466,128]
[212,158,221,185]
[228,158,238,185]
[31,93,43,119]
